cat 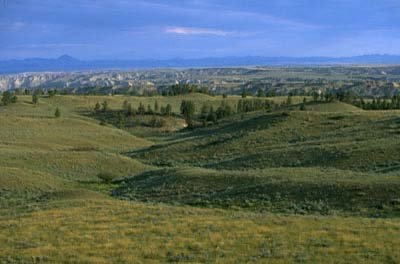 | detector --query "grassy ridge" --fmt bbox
[113,167,400,216]
[131,108,400,172]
